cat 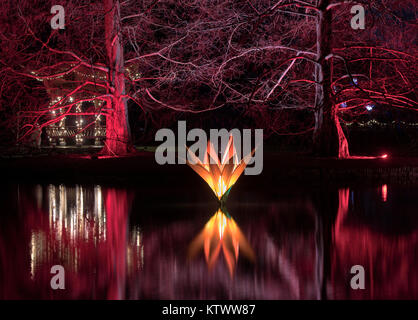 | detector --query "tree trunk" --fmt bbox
[102,0,132,155]
[313,1,349,158]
